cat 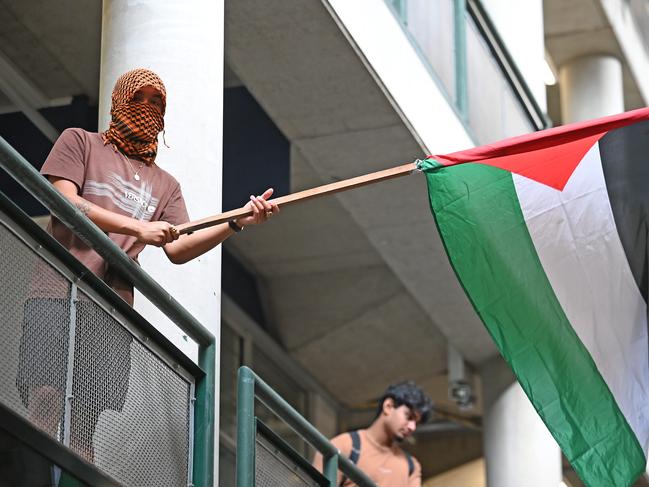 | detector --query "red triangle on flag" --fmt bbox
[471,133,602,190]
[431,107,649,191]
